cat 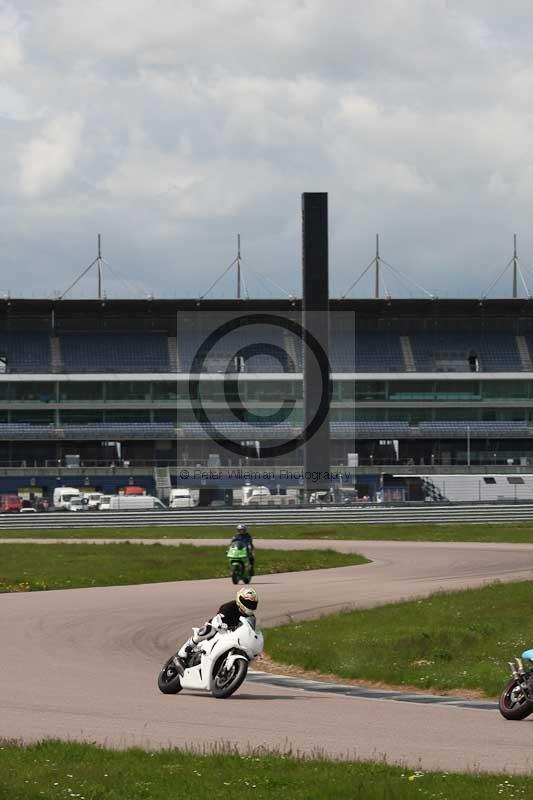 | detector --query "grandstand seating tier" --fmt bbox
[59,333,170,373]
